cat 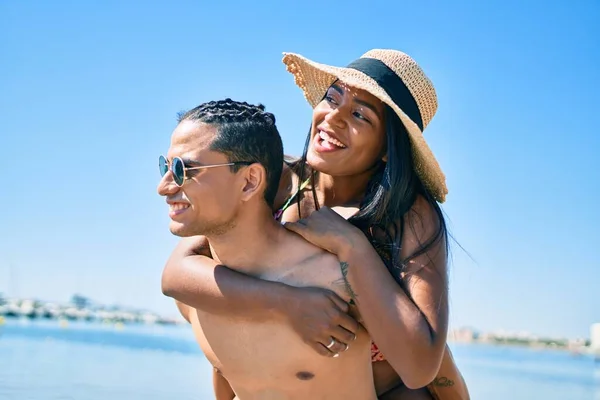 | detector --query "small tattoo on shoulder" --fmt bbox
[432,377,454,387]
